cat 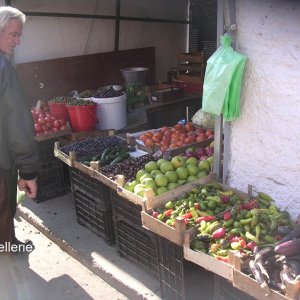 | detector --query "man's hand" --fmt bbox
[18,178,37,199]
